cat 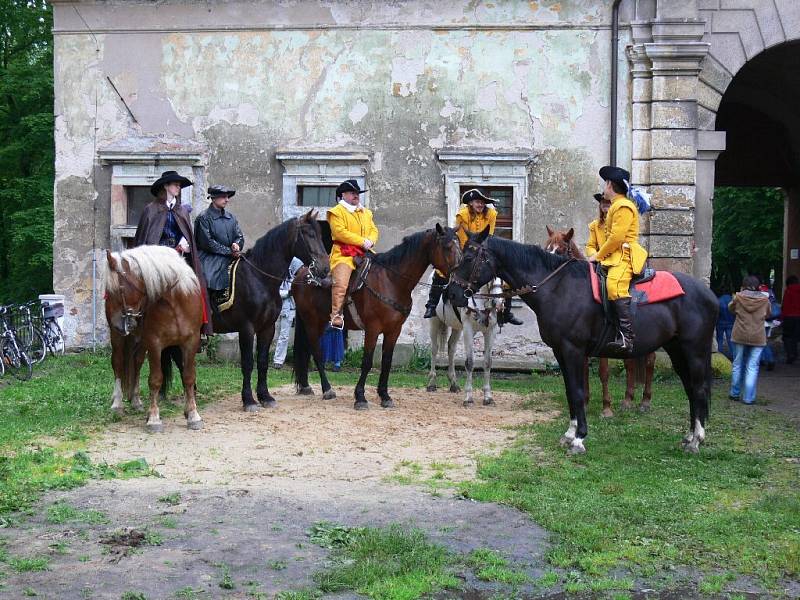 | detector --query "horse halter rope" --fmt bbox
[450,241,577,299]
[111,266,147,336]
